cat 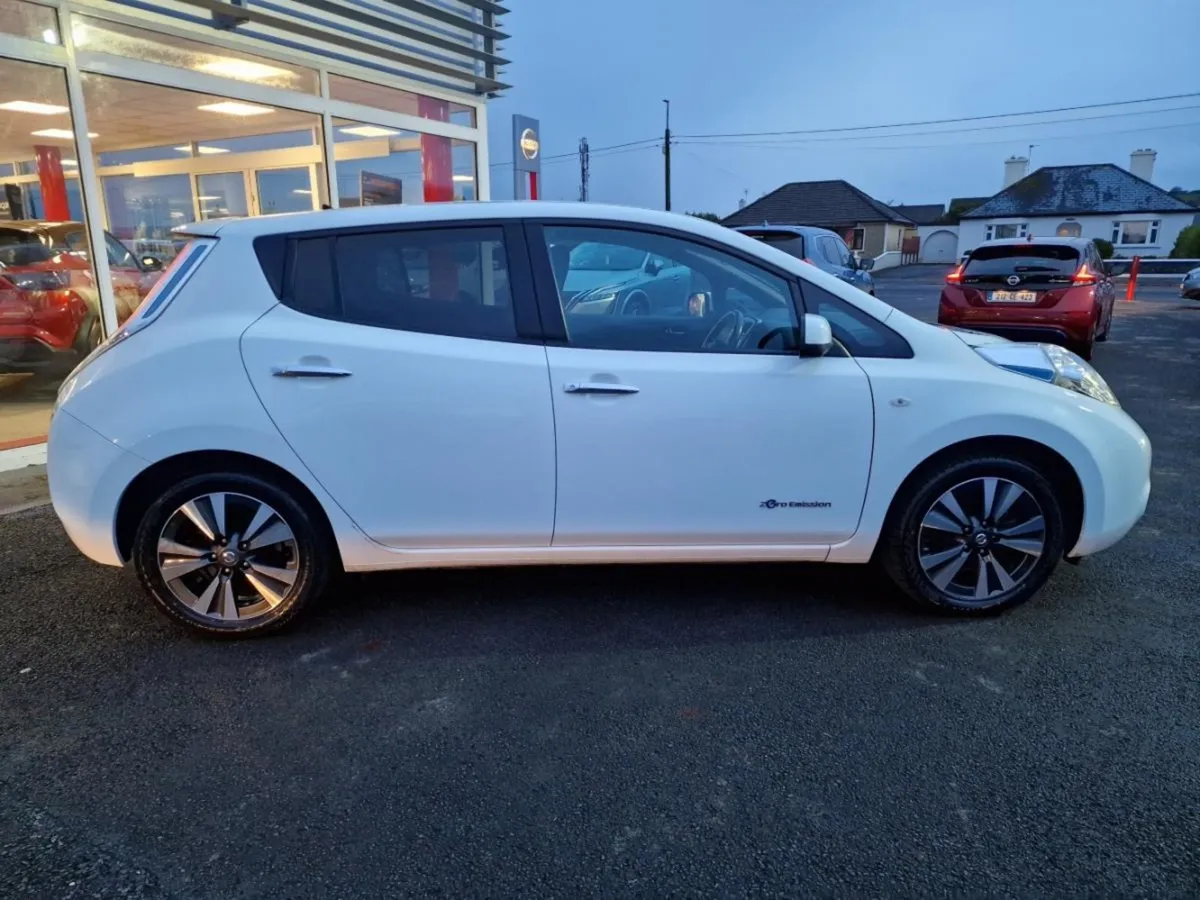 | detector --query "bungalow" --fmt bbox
[958,150,1198,257]
[721,180,914,262]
